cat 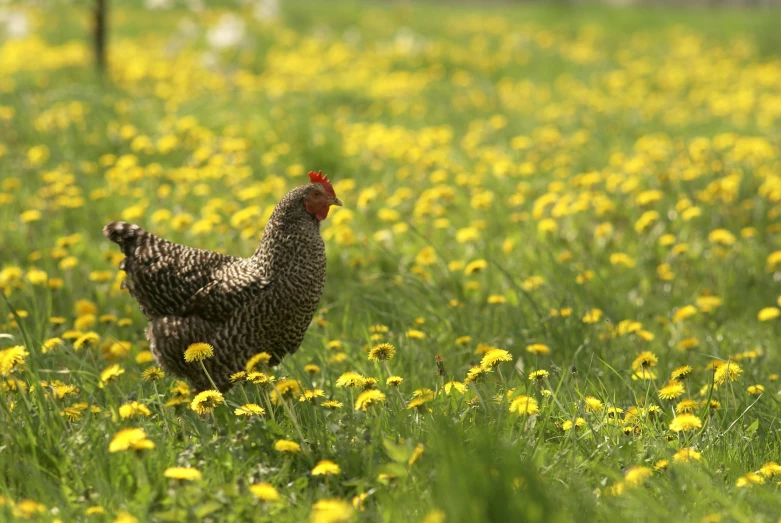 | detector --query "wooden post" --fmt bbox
[94,0,107,76]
